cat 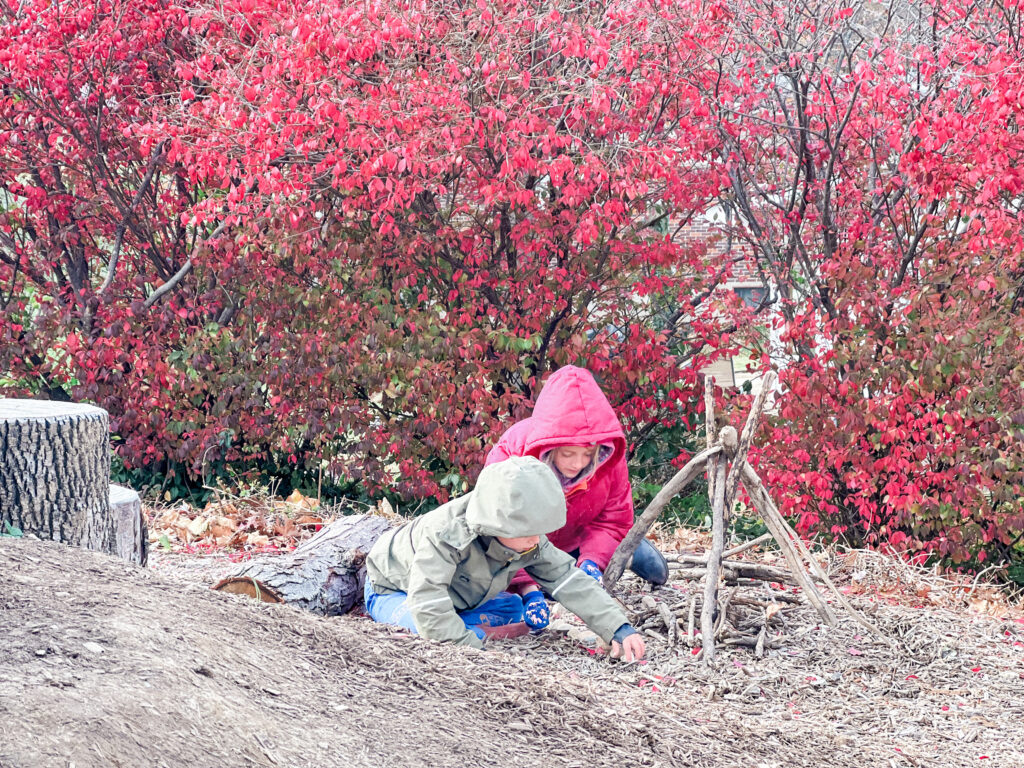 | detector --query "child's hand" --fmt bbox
[578,559,603,583]
[611,633,646,662]
[522,591,550,630]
